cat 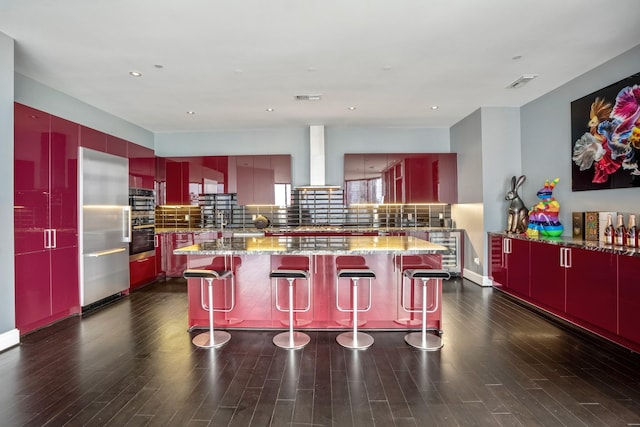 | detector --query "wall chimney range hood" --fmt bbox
[295,125,341,190]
